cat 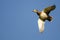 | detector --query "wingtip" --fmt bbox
[39,30,44,33]
[52,4,56,8]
